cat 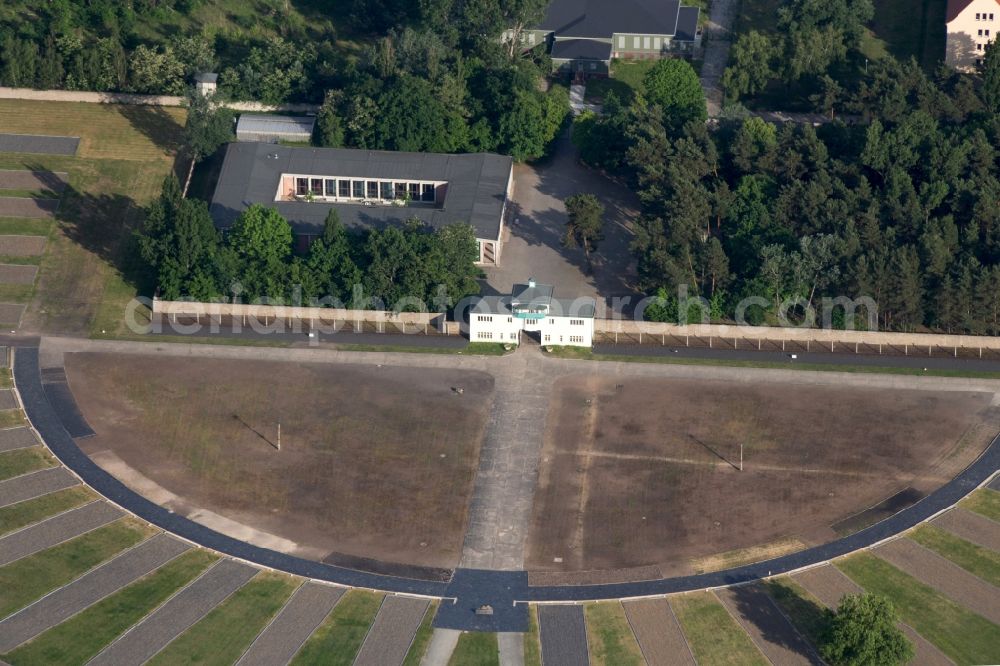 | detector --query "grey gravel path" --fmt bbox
[421,628,461,666]
[498,632,525,666]
[874,538,1000,625]
[932,507,1000,551]
[0,134,79,156]
[354,595,429,666]
[236,582,344,666]
[623,598,696,666]
[715,585,822,665]
[0,500,121,565]
[538,605,589,666]
[0,427,36,452]
[89,558,259,666]
[0,390,18,410]
[460,348,553,571]
[0,532,189,651]
[0,466,77,507]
